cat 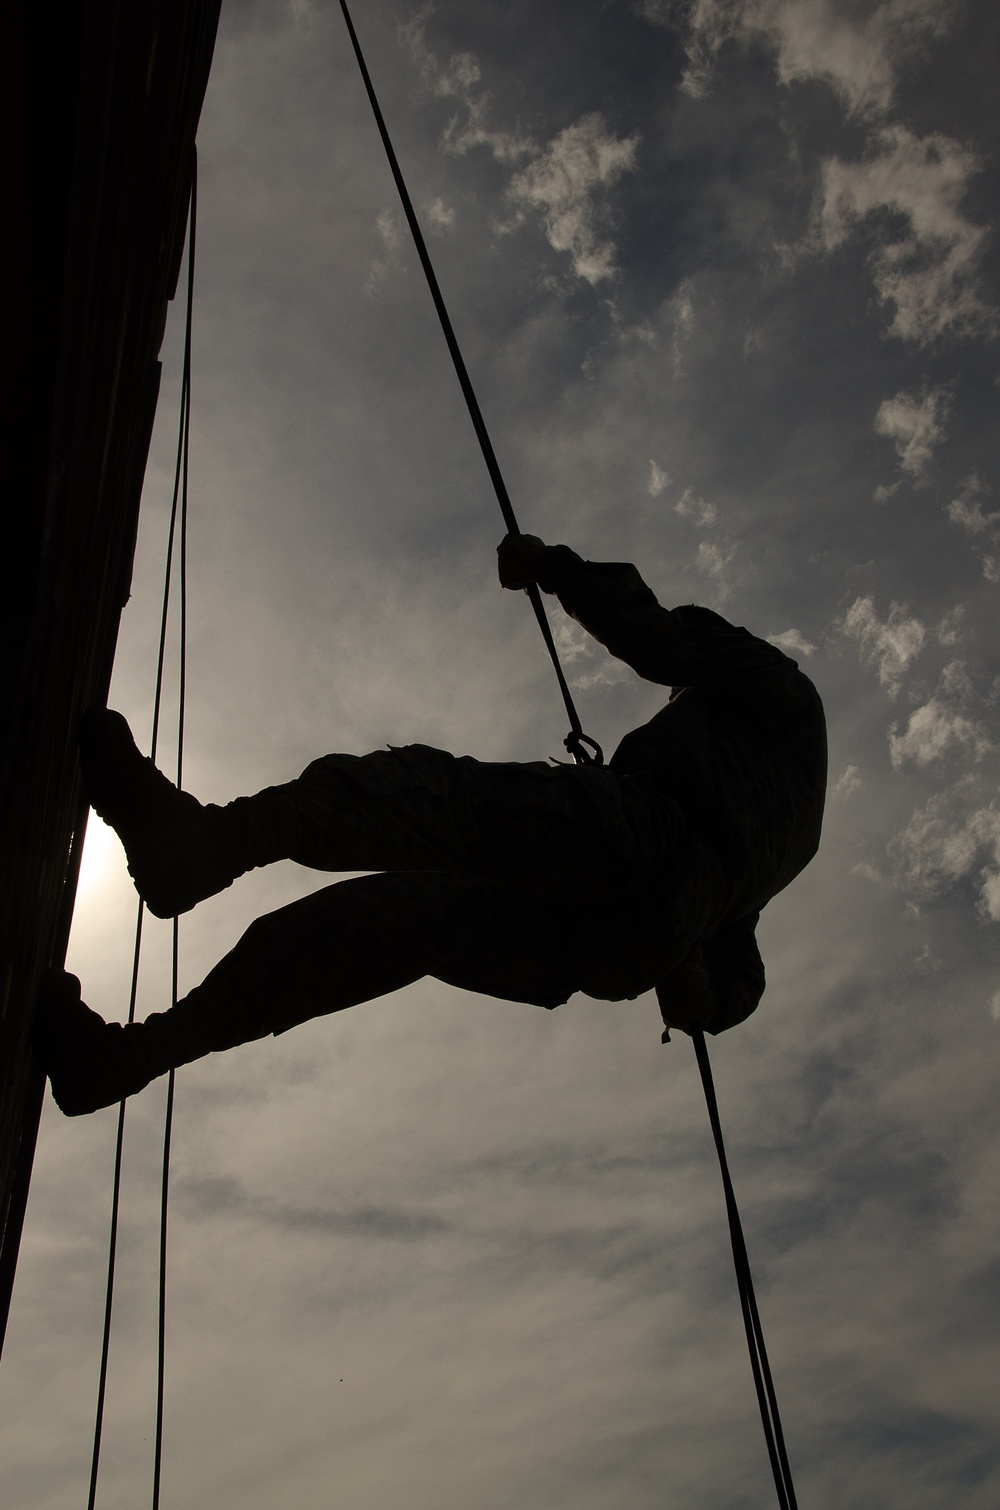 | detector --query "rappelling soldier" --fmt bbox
[35,533,827,1114]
